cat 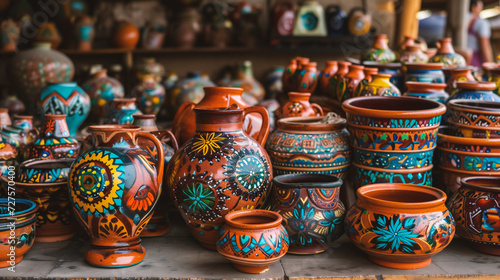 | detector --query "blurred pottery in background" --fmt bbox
[133,74,166,115]
[446,67,476,96]
[430,38,466,67]
[338,65,365,102]
[404,82,448,104]
[226,61,265,105]
[103,98,142,125]
[33,22,62,49]
[112,20,140,49]
[293,0,327,36]
[74,15,94,51]
[0,18,19,51]
[364,34,396,63]
[318,61,338,95]
[448,82,500,102]
[405,63,445,83]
